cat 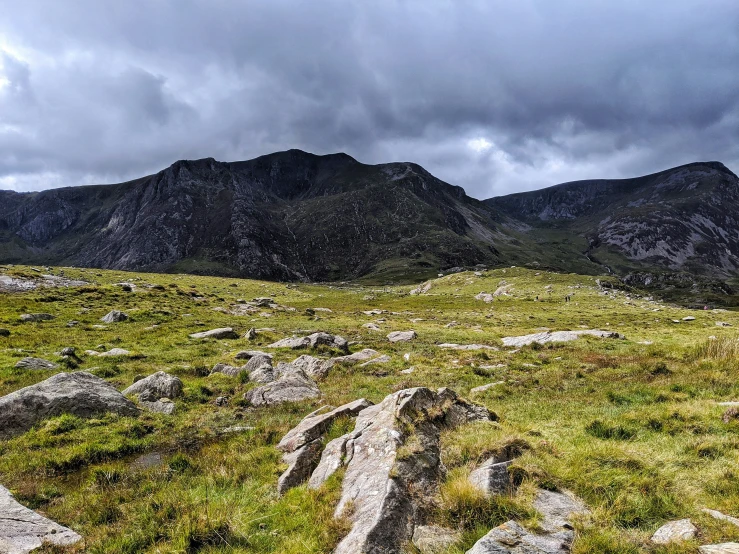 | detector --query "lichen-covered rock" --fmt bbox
[122,371,183,399]
[14,357,58,370]
[387,330,417,343]
[0,484,82,553]
[244,366,320,407]
[244,354,275,383]
[139,398,176,414]
[0,371,139,439]
[328,387,494,554]
[267,332,349,353]
[189,327,238,339]
[651,519,697,544]
[211,363,245,377]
